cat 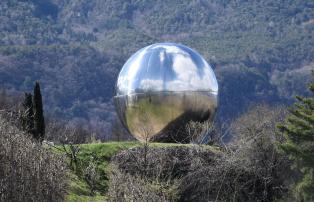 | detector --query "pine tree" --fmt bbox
[21,92,34,133]
[277,71,314,201]
[33,82,45,141]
